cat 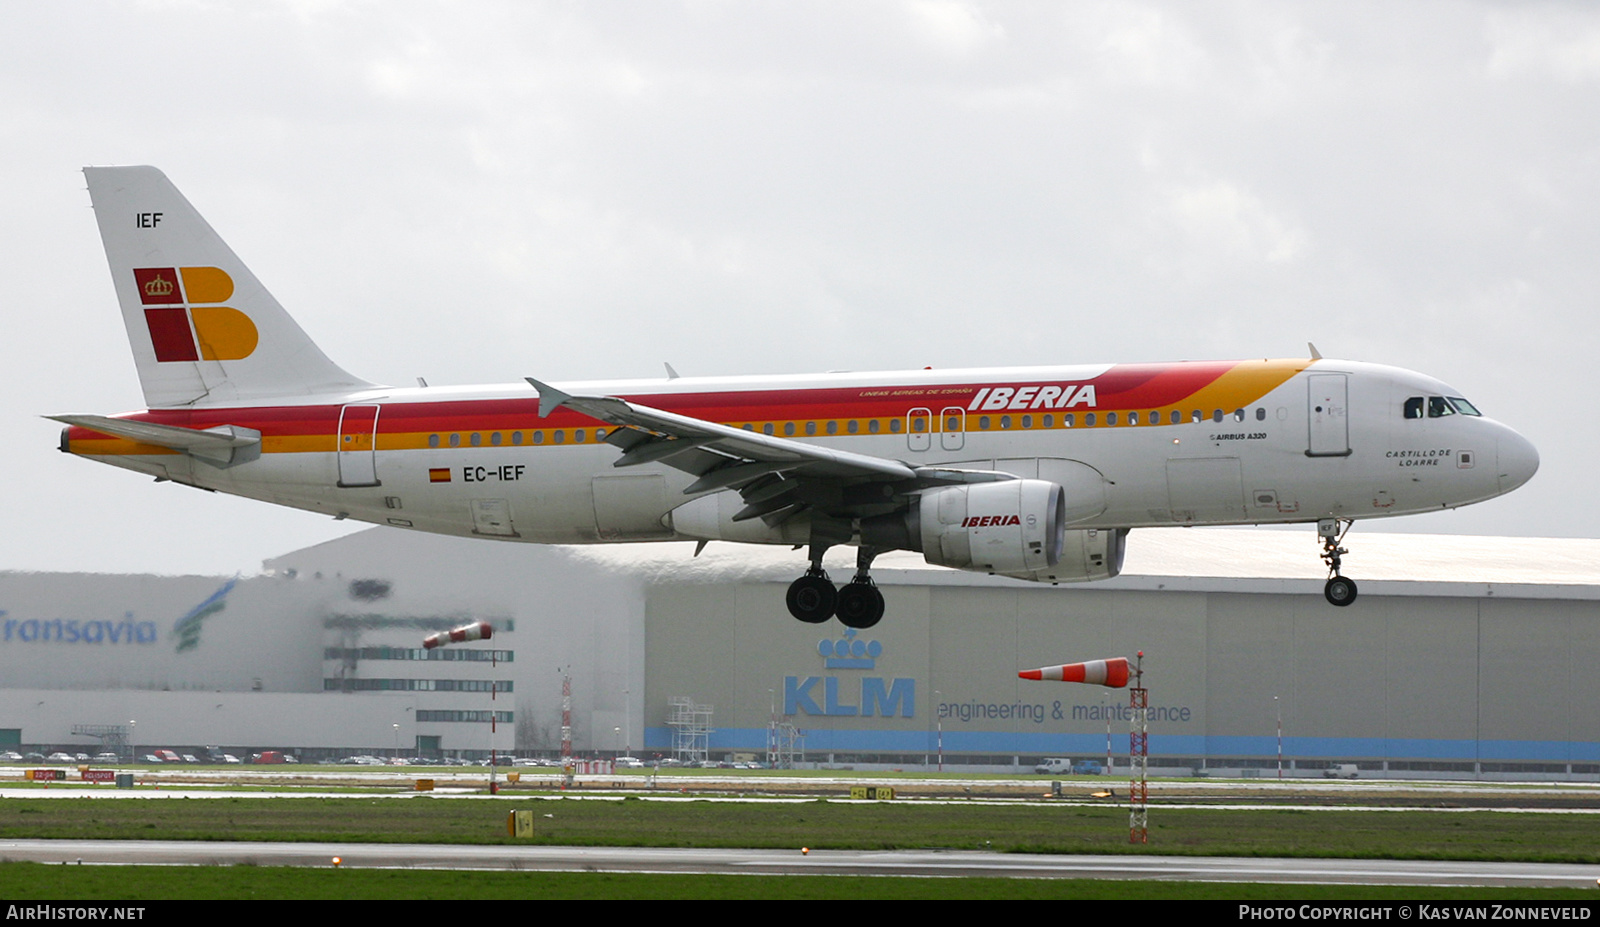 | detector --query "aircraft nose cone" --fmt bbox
[1497,431,1539,493]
